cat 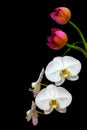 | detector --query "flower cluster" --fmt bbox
[25,7,87,126]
